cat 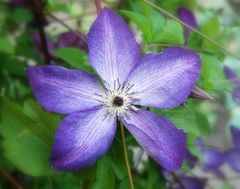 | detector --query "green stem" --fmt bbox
[120,123,135,189]
[143,0,240,61]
